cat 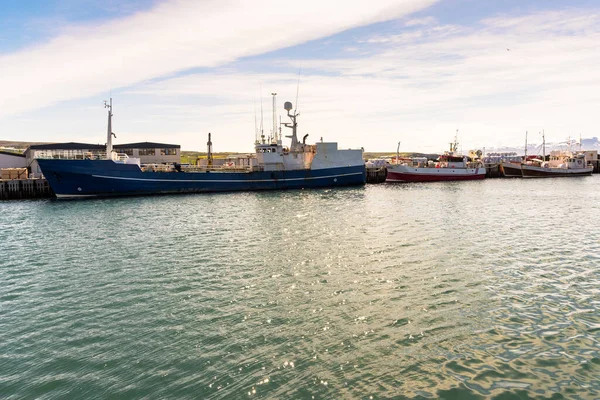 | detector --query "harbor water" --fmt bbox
[1,177,599,399]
